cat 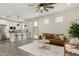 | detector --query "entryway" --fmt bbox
[0,24,6,40]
